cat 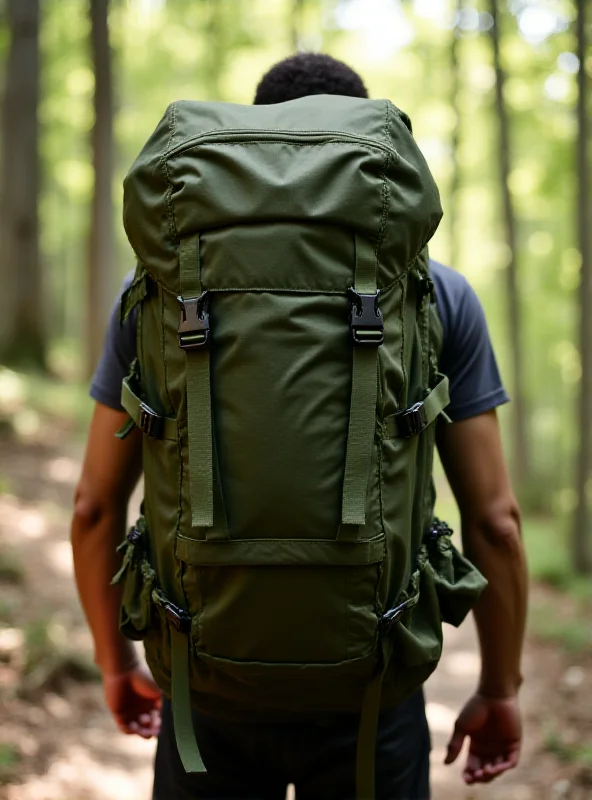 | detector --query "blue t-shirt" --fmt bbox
[91,260,509,420]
